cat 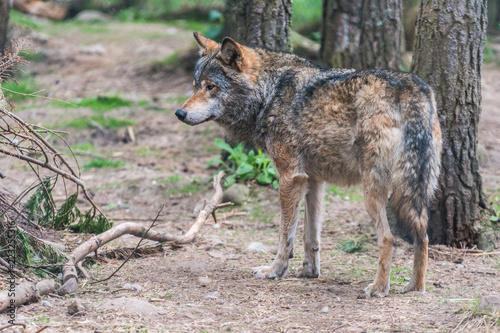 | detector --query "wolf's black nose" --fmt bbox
[175,109,187,121]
